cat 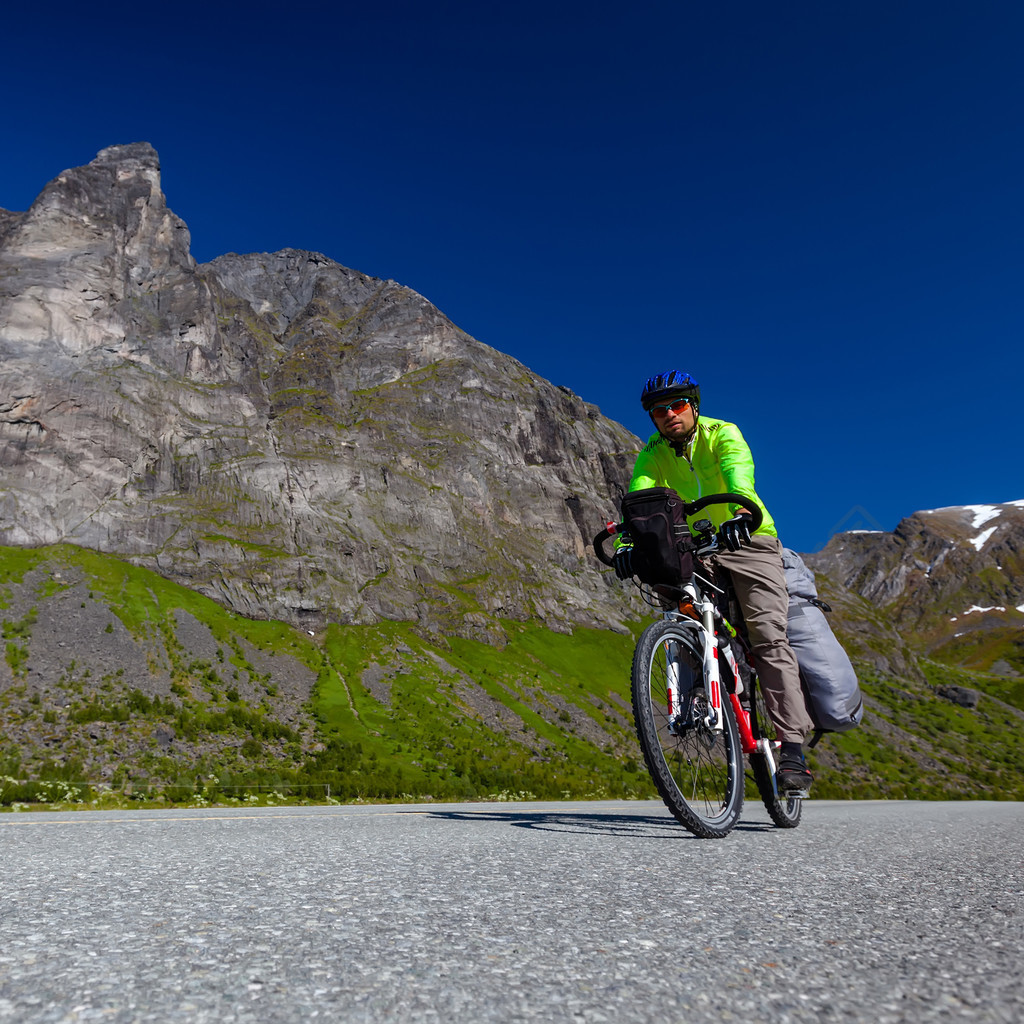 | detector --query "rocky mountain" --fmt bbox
[2,144,1022,805]
[0,144,643,640]
[798,504,1024,800]
[807,500,1024,677]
